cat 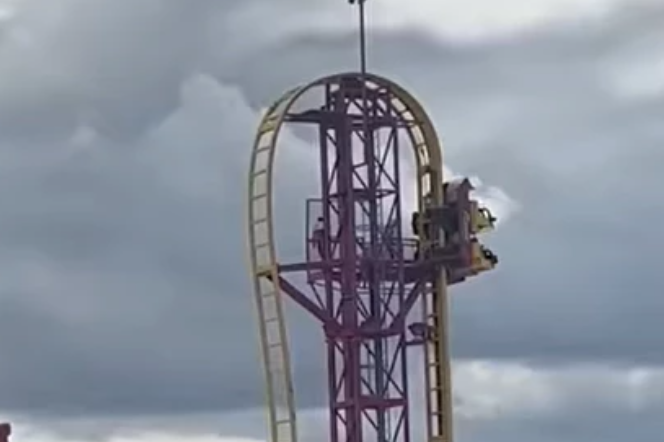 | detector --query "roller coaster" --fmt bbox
[246,44,498,442]
[246,4,499,442]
